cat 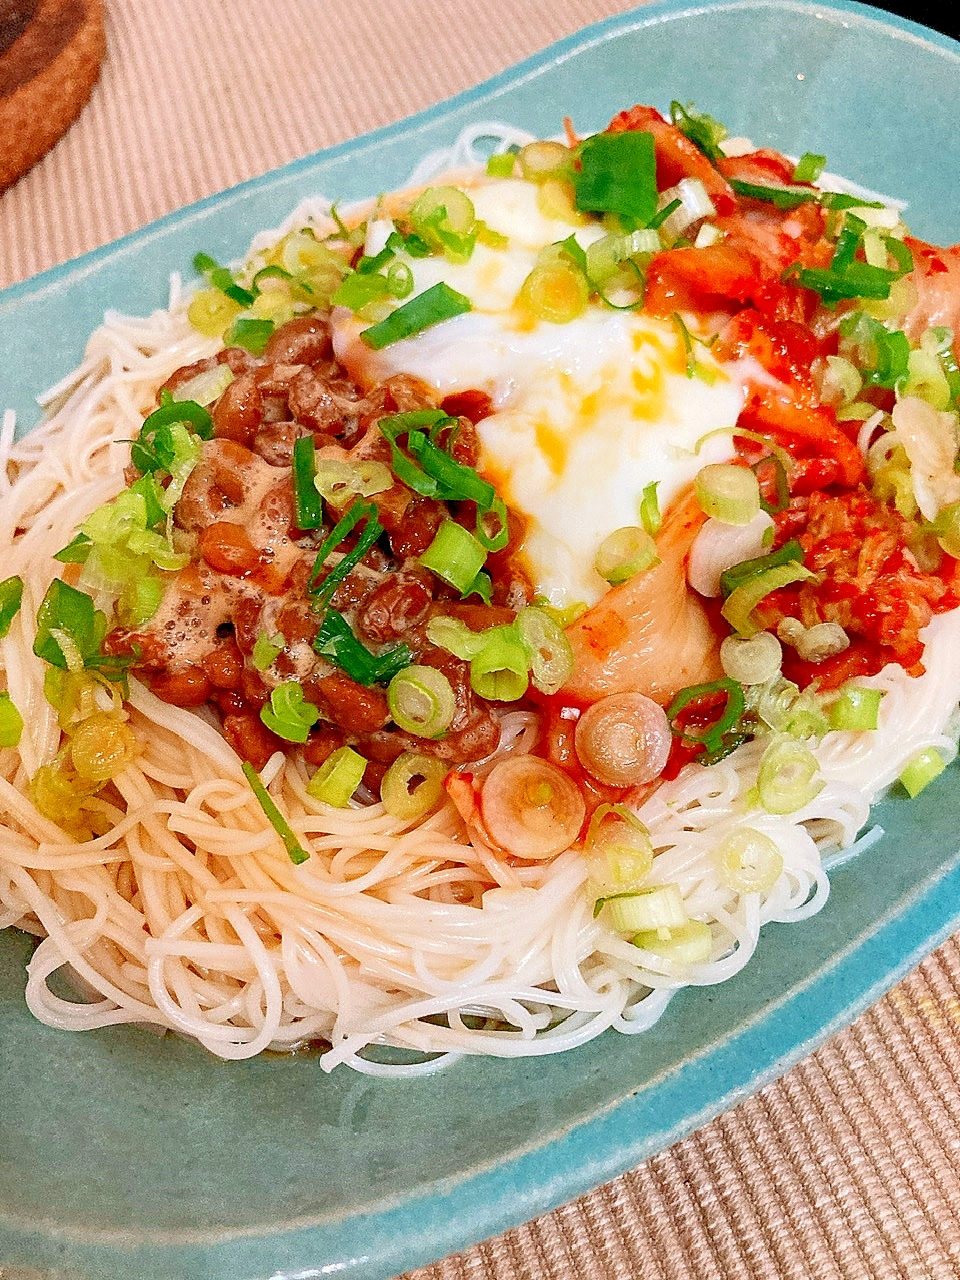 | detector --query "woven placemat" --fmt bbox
[2,2,960,1276]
